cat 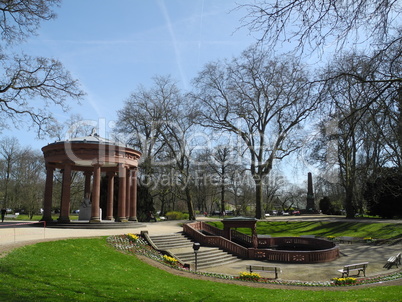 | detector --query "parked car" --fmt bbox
[291,210,301,216]
[265,213,270,217]
[282,211,290,216]
[271,210,278,215]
